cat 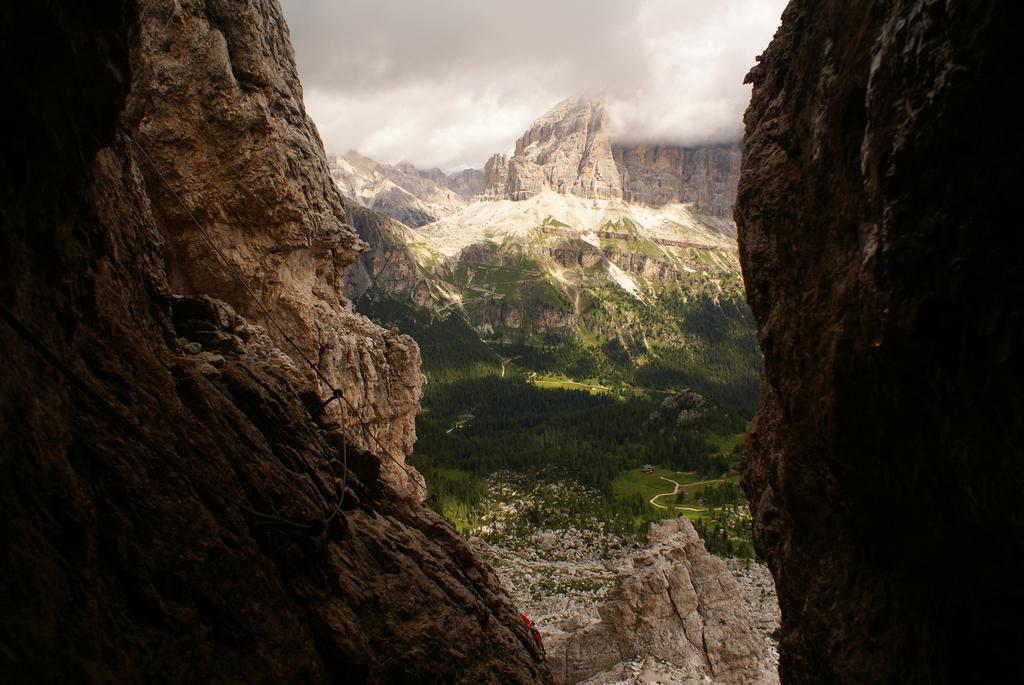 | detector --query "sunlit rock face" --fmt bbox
[474,97,741,219]
[328,151,474,228]
[737,0,1022,683]
[546,518,778,685]
[0,1,553,682]
[613,143,741,218]
[505,97,624,201]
